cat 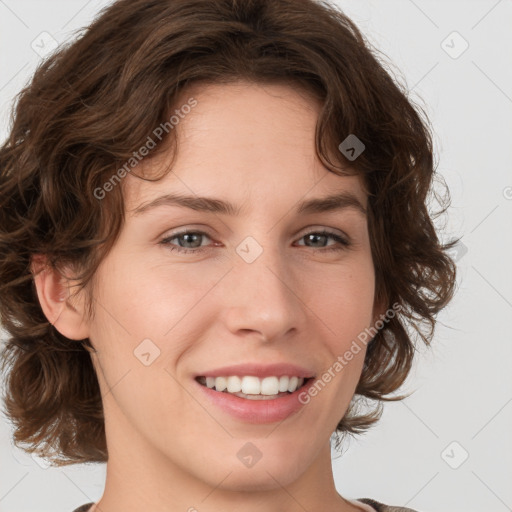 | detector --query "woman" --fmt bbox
[0,0,456,511]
